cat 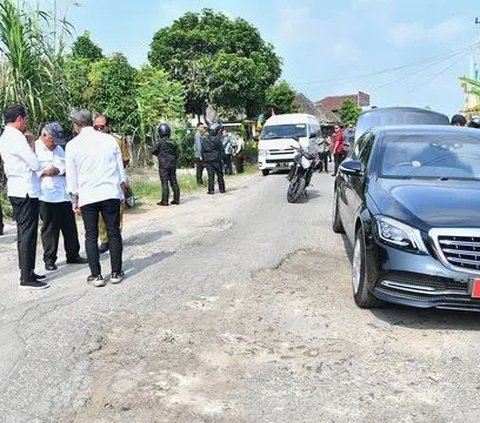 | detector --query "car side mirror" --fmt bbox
[339,159,363,176]
[309,132,317,139]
